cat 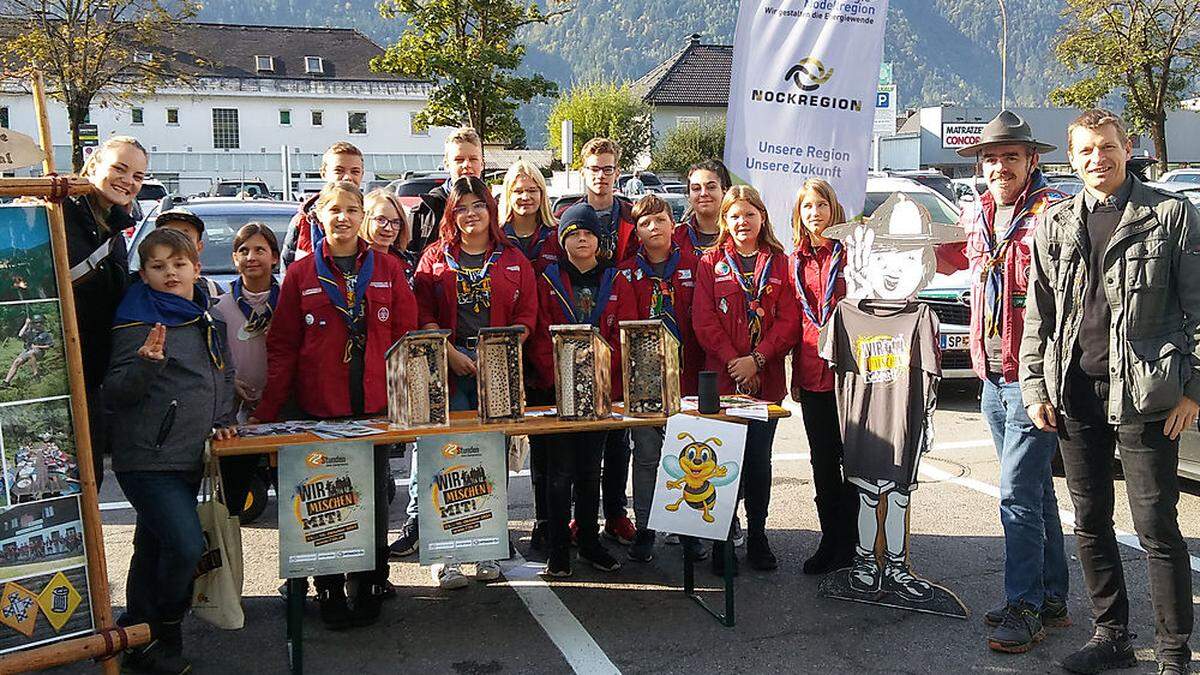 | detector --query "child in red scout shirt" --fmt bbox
[693,185,800,574]
[530,202,637,577]
[619,194,705,563]
[788,178,858,576]
[253,181,416,630]
[405,176,537,589]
